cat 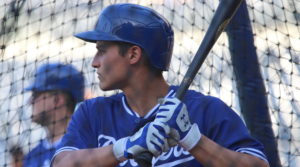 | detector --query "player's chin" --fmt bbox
[32,114,50,126]
[99,83,113,91]
[99,80,121,91]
